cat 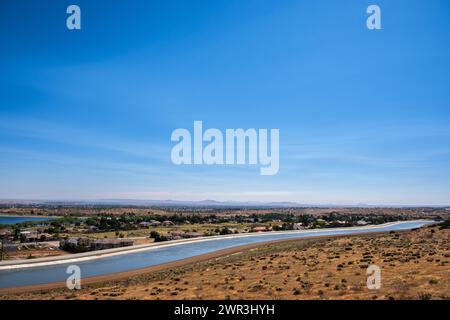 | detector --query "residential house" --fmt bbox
[170,230,185,237]
[0,229,12,239]
[150,220,162,226]
[182,232,203,238]
[252,226,272,232]
[139,221,152,228]
[90,238,134,251]
[293,223,305,230]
